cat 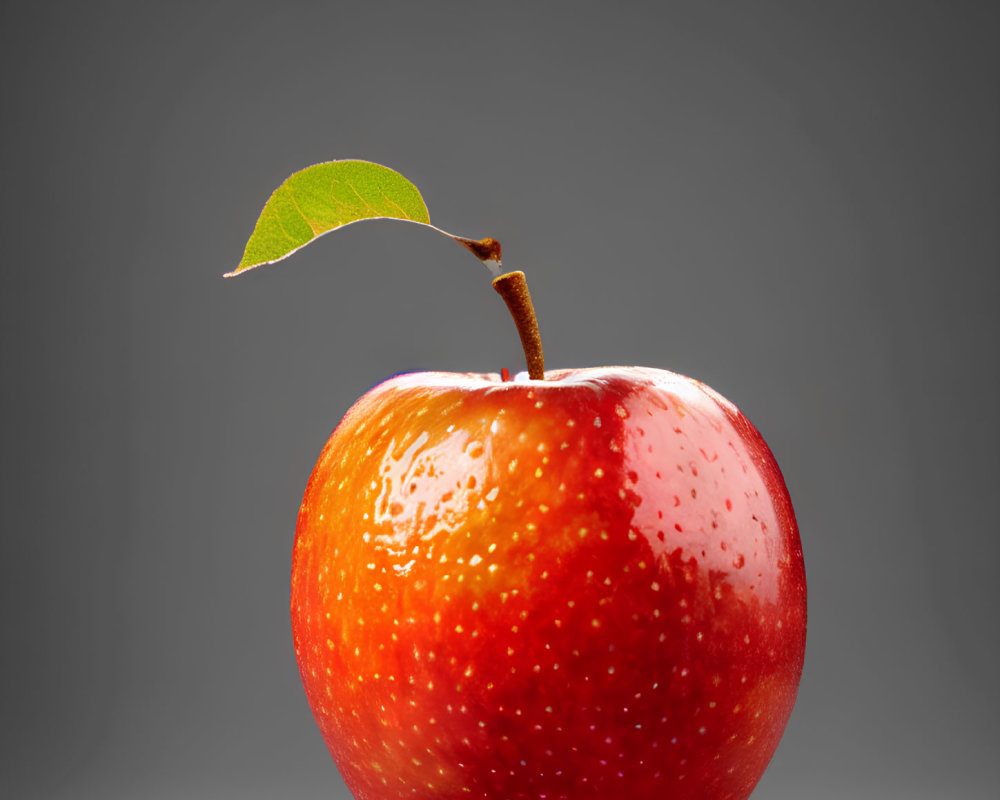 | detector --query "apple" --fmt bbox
[228,163,805,799]
[291,362,806,799]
